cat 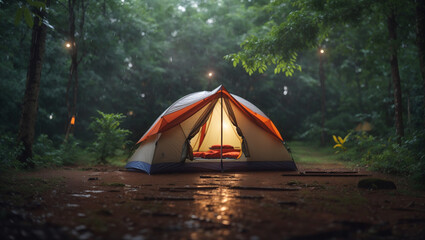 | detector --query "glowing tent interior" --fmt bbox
[125,85,297,174]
